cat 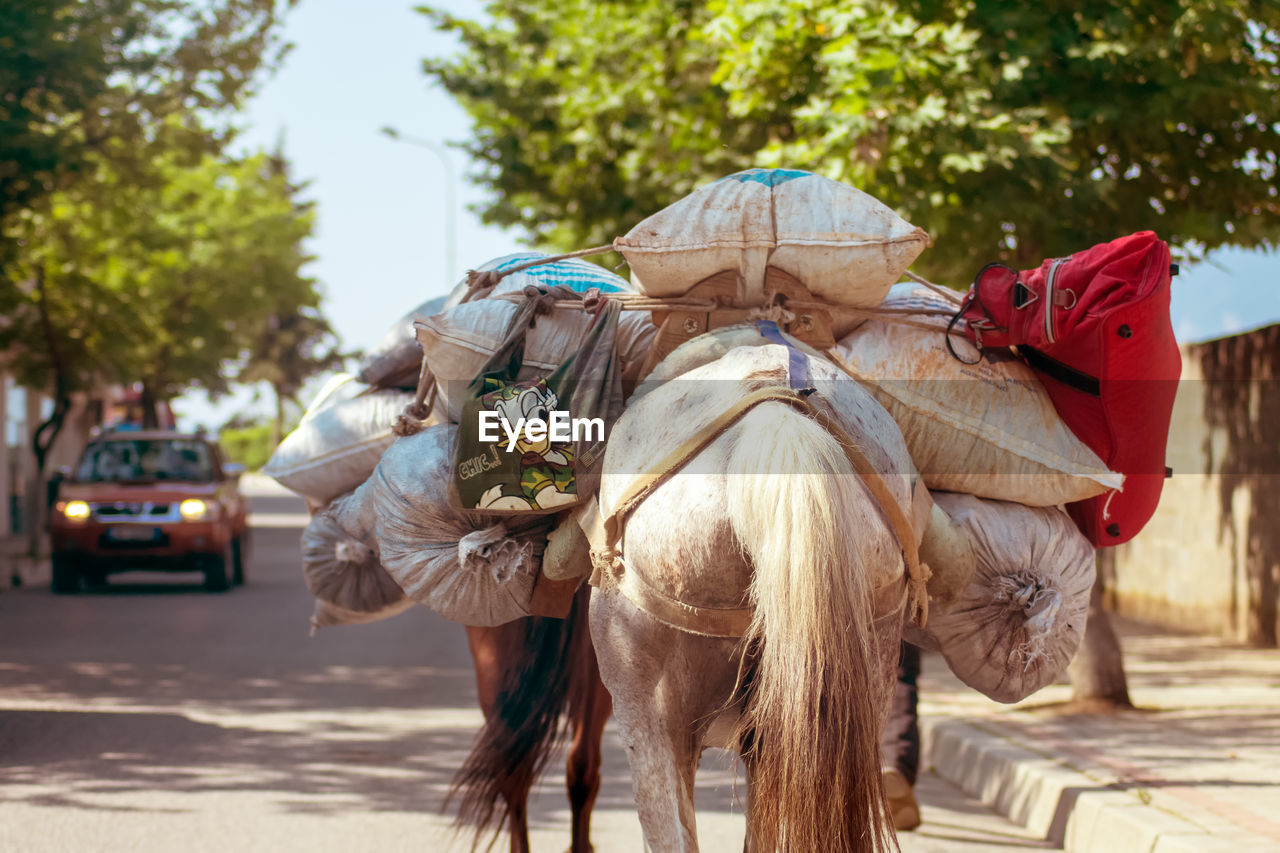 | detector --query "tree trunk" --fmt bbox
[271,382,285,449]
[31,264,70,478]
[140,382,160,429]
[24,391,47,562]
[1067,550,1134,709]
